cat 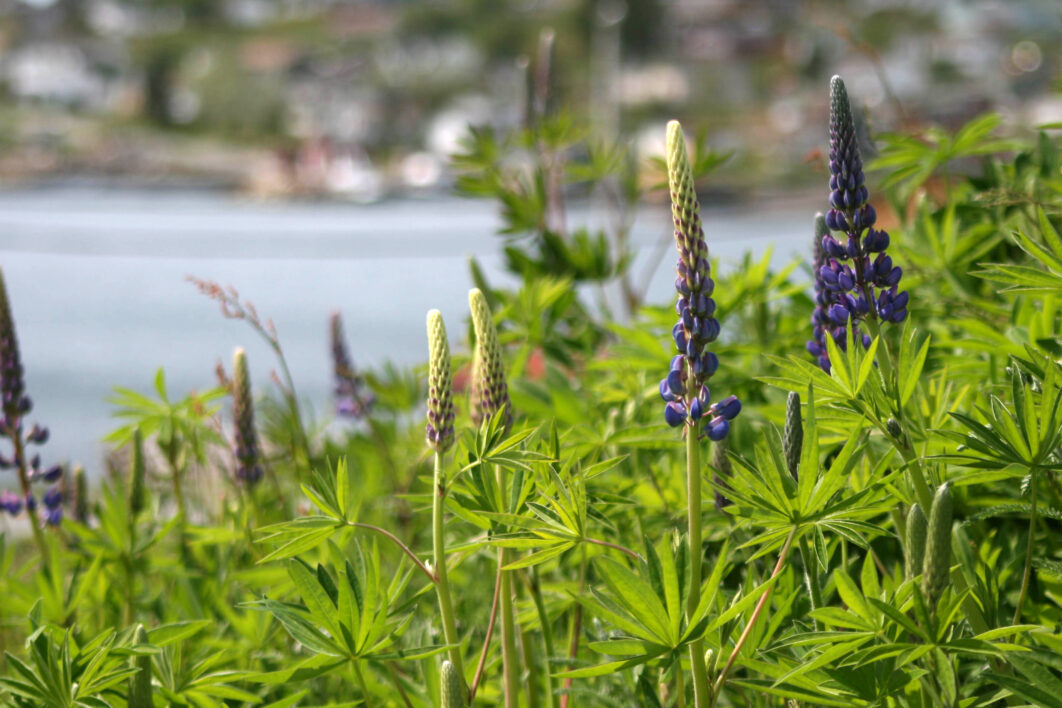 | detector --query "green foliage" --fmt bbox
[3,99,1062,708]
